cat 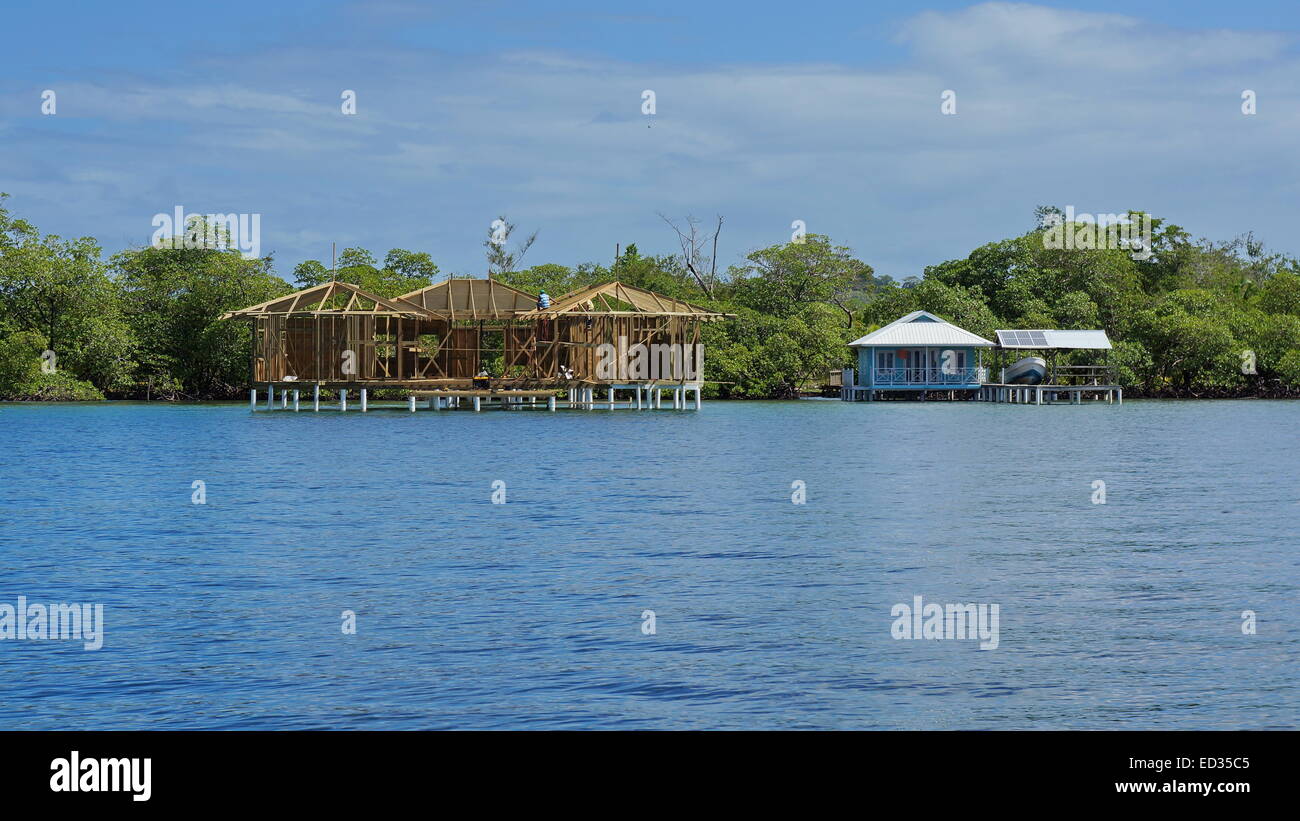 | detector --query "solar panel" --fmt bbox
[997,330,1048,347]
